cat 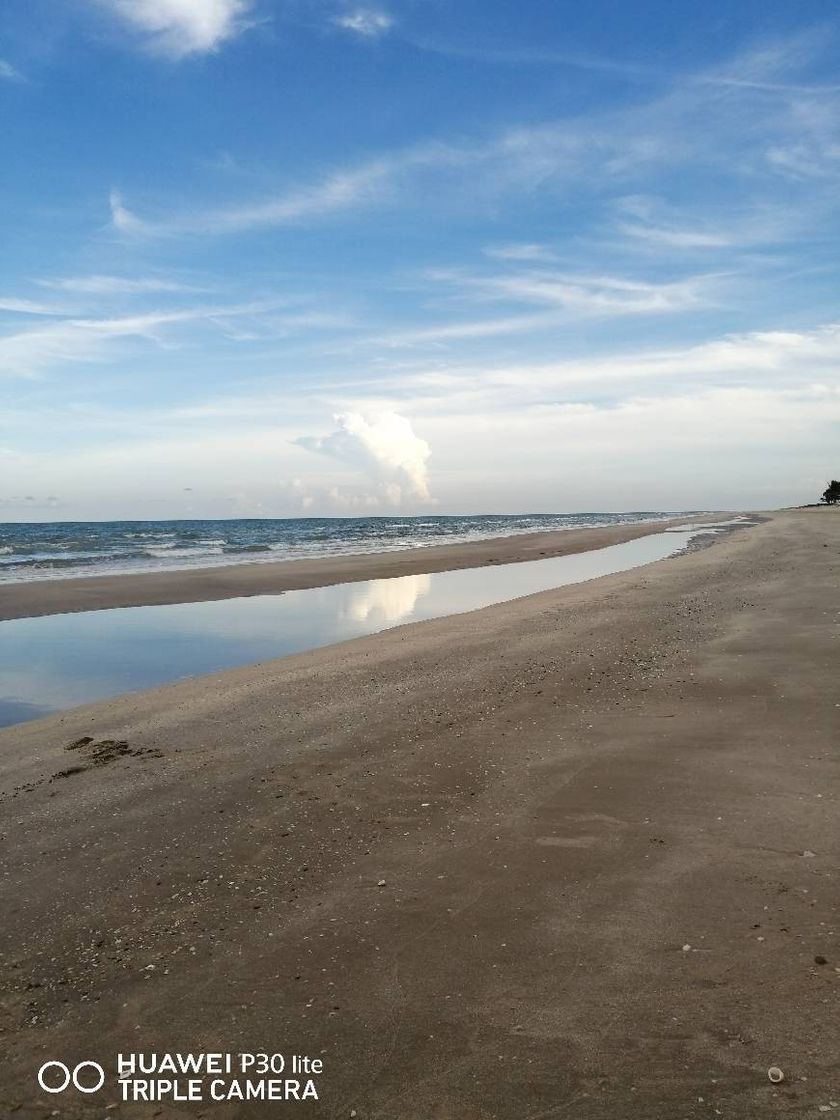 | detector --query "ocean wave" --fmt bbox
[123,531,178,540]
[0,549,116,565]
[0,555,117,572]
[0,513,693,584]
[144,546,225,559]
